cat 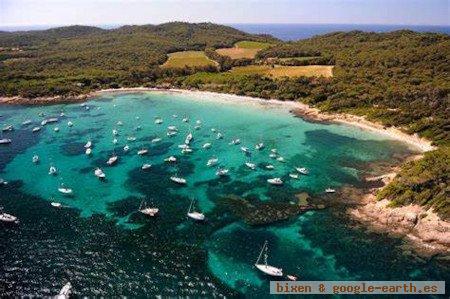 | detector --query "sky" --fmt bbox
[0,0,448,27]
